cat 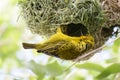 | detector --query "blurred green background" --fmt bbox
[0,0,120,80]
